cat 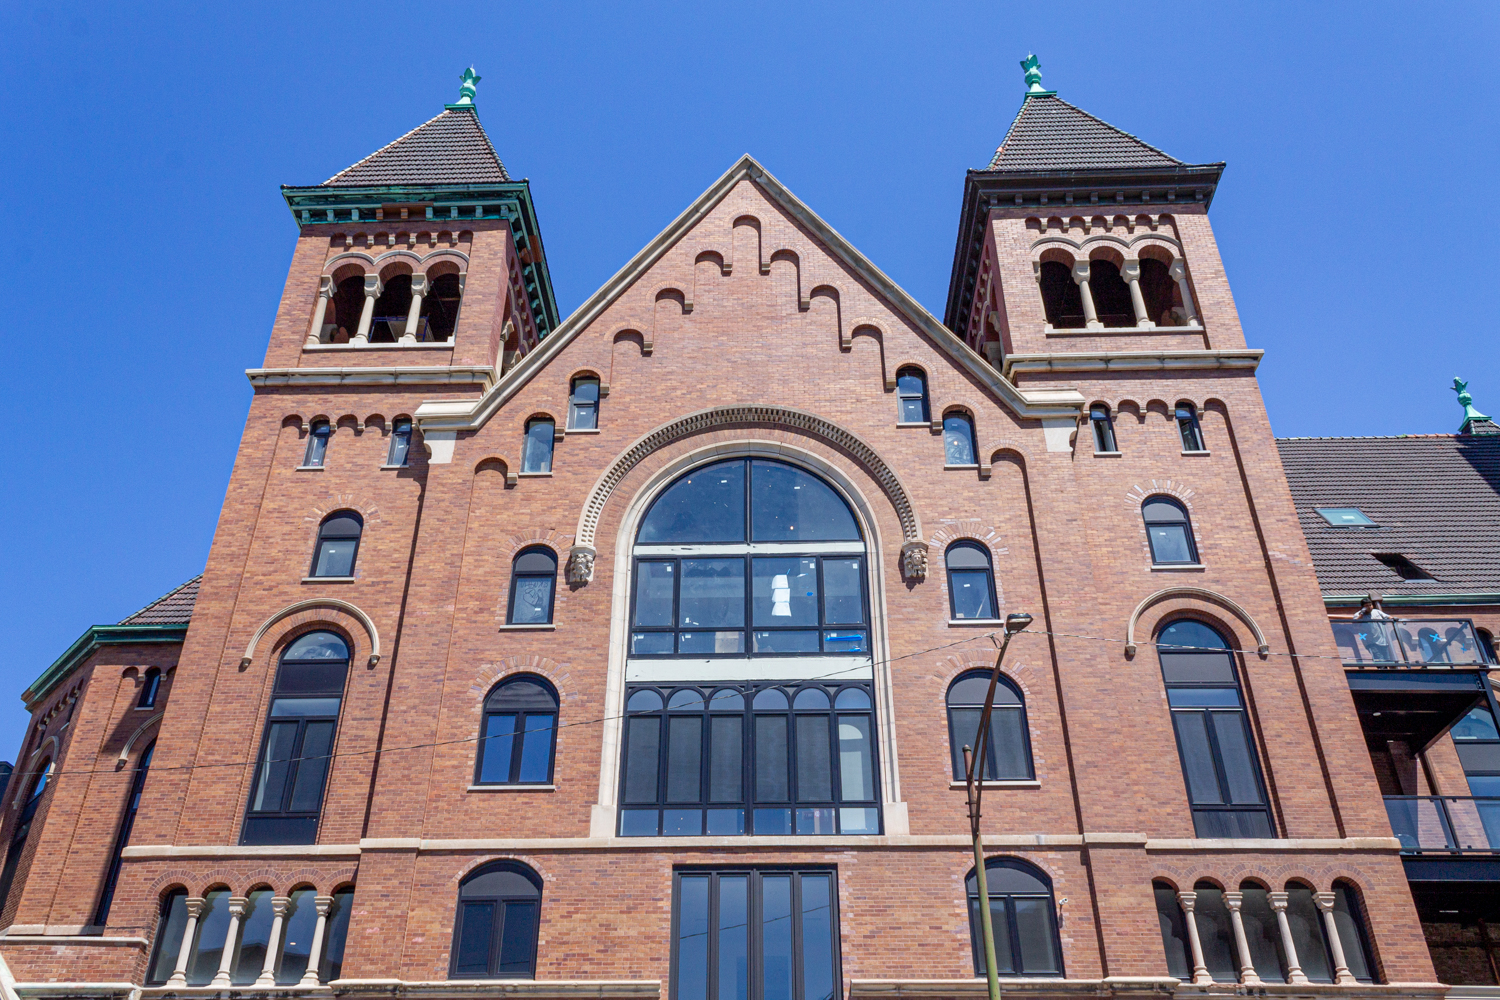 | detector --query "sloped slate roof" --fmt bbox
[986,94,1185,172]
[118,576,201,626]
[322,107,510,187]
[1276,435,1500,597]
